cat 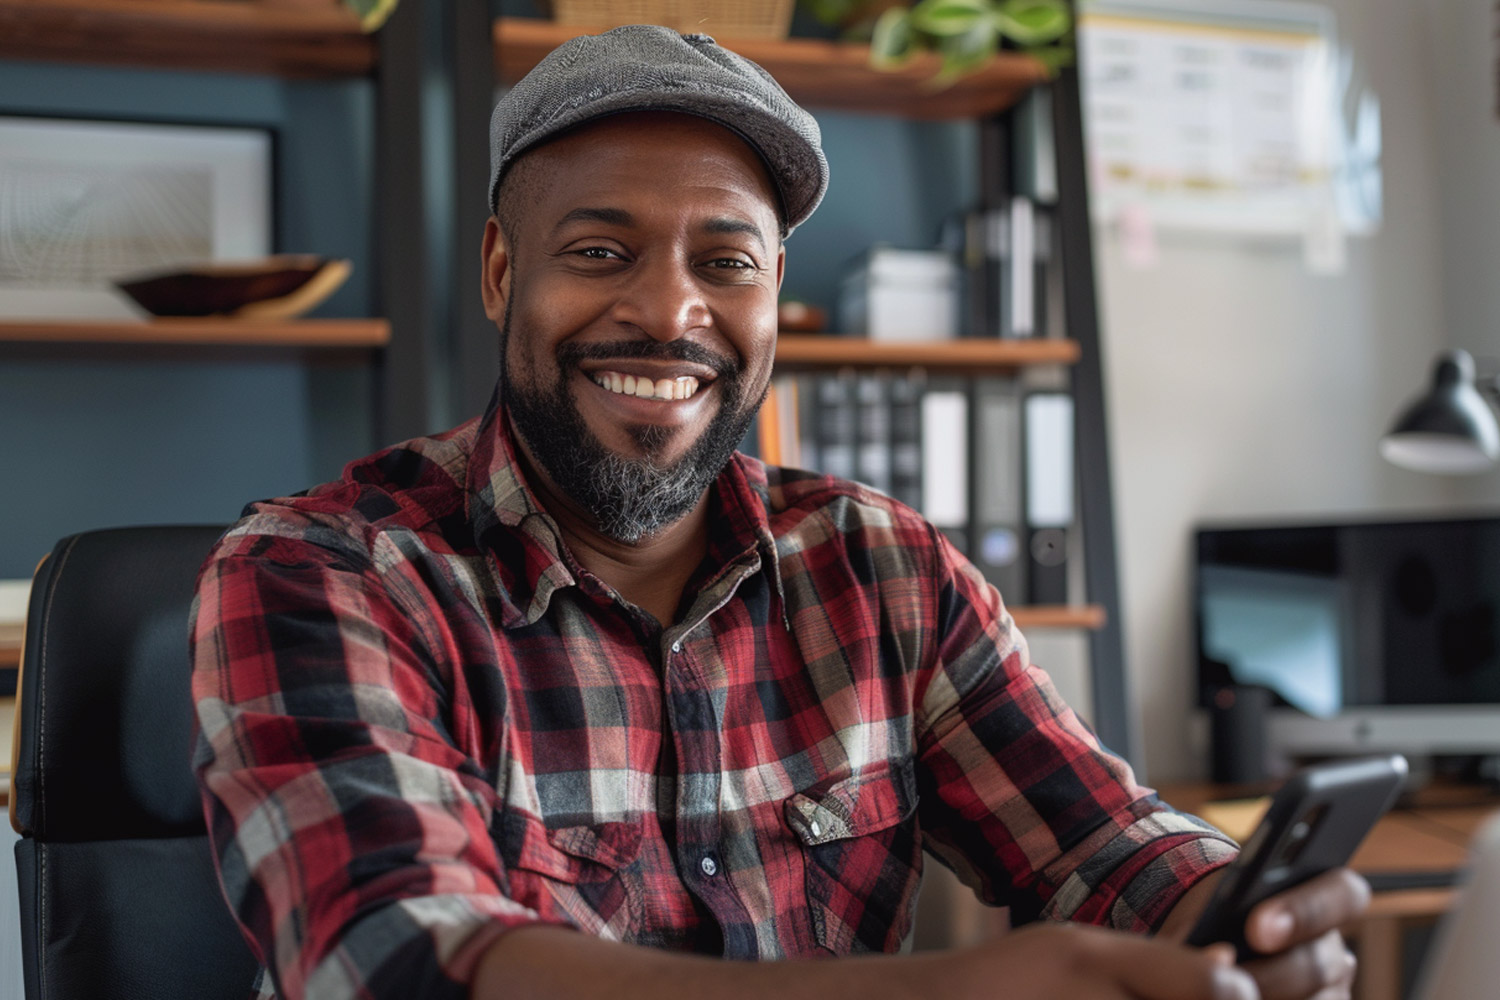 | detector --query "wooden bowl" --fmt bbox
[114,255,352,320]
